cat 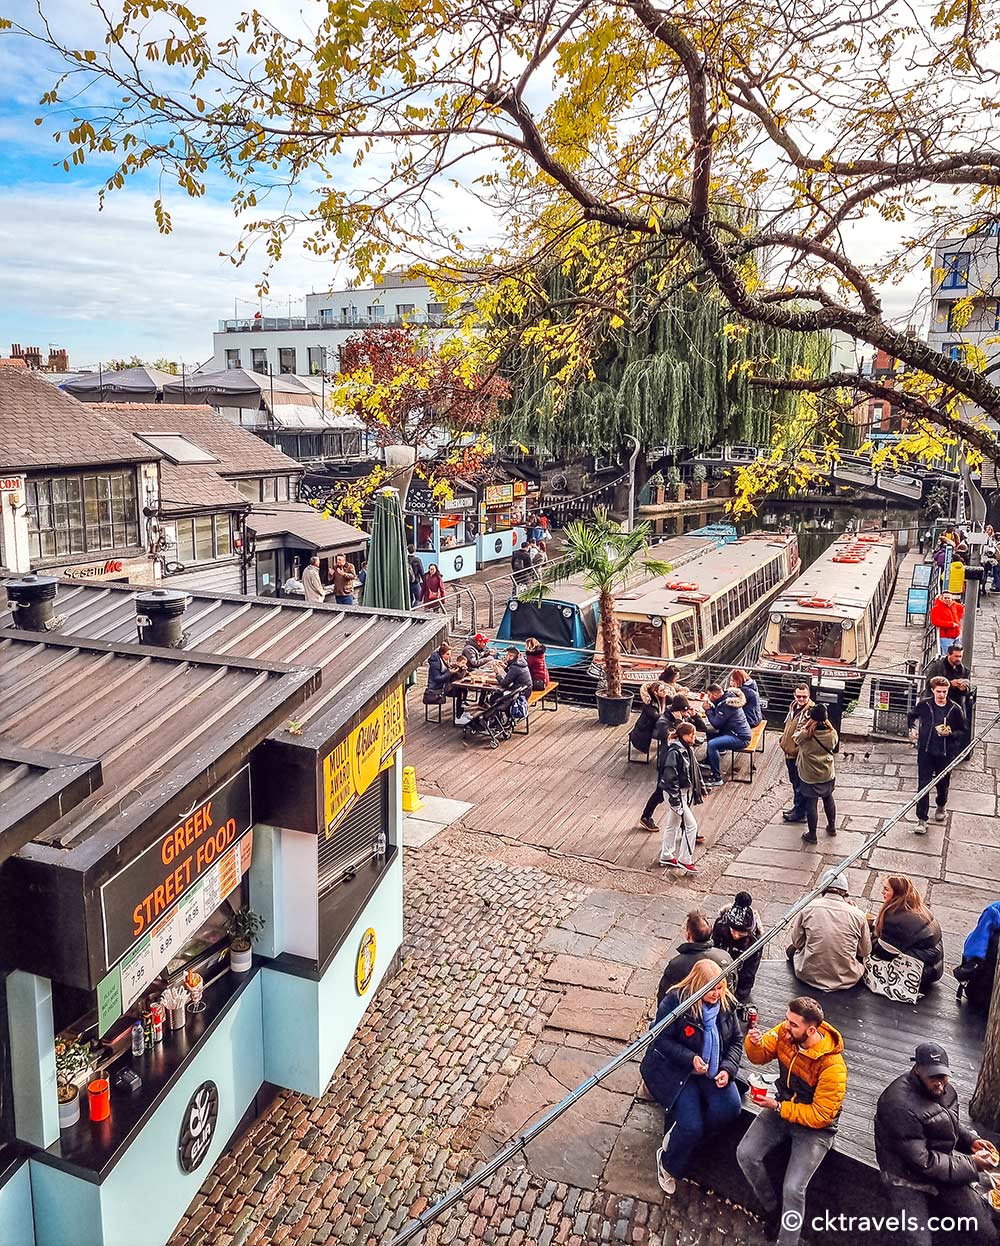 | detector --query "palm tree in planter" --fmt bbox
[527,508,671,725]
